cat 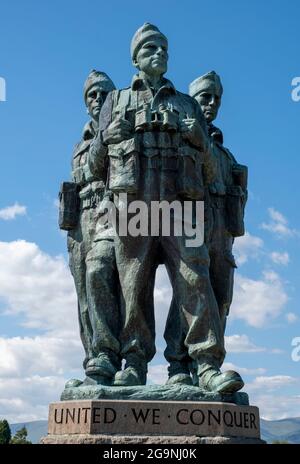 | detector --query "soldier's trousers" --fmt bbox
[115,232,225,371]
[68,208,95,368]
[208,202,236,333]
[85,239,121,368]
[164,203,235,367]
